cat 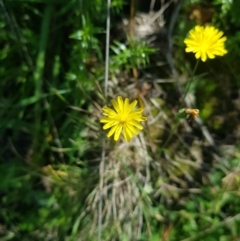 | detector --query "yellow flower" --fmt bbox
[184,25,227,62]
[100,96,147,142]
